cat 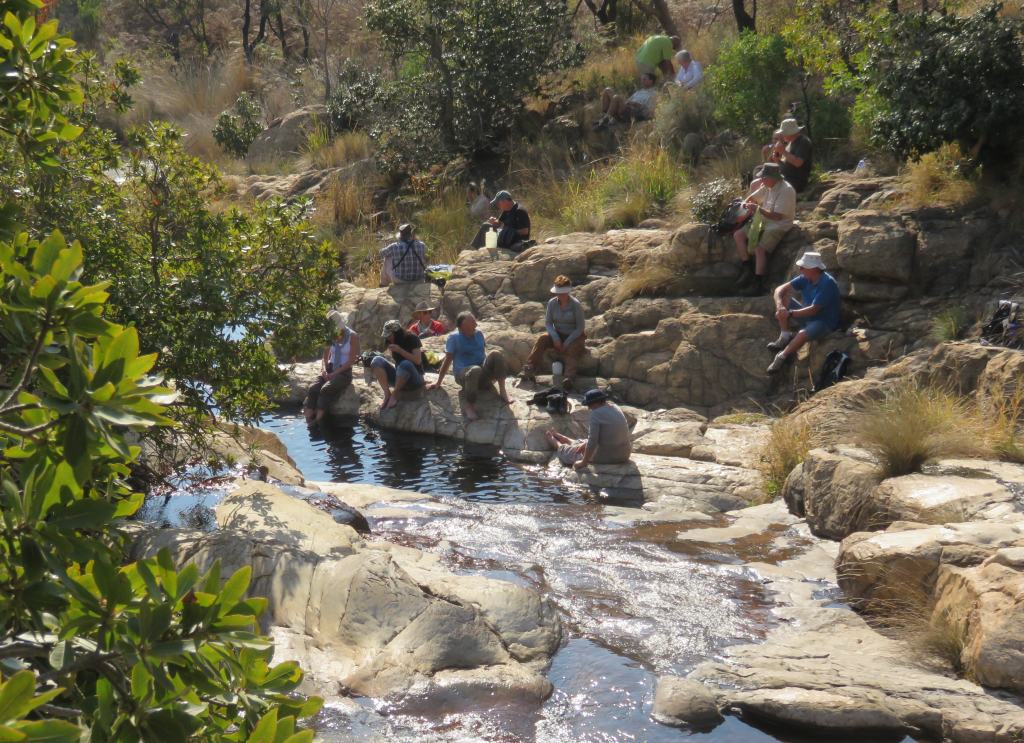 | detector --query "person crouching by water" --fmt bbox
[428,311,511,421]
[545,388,632,470]
[407,301,446,338]
[304,310,360,424]
[521,274,586,389]
[470,190,531,252]
[370,319,425,412]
